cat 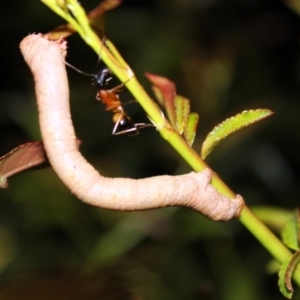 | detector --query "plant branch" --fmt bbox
[19,34,244,221]
[24,0,300,286]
